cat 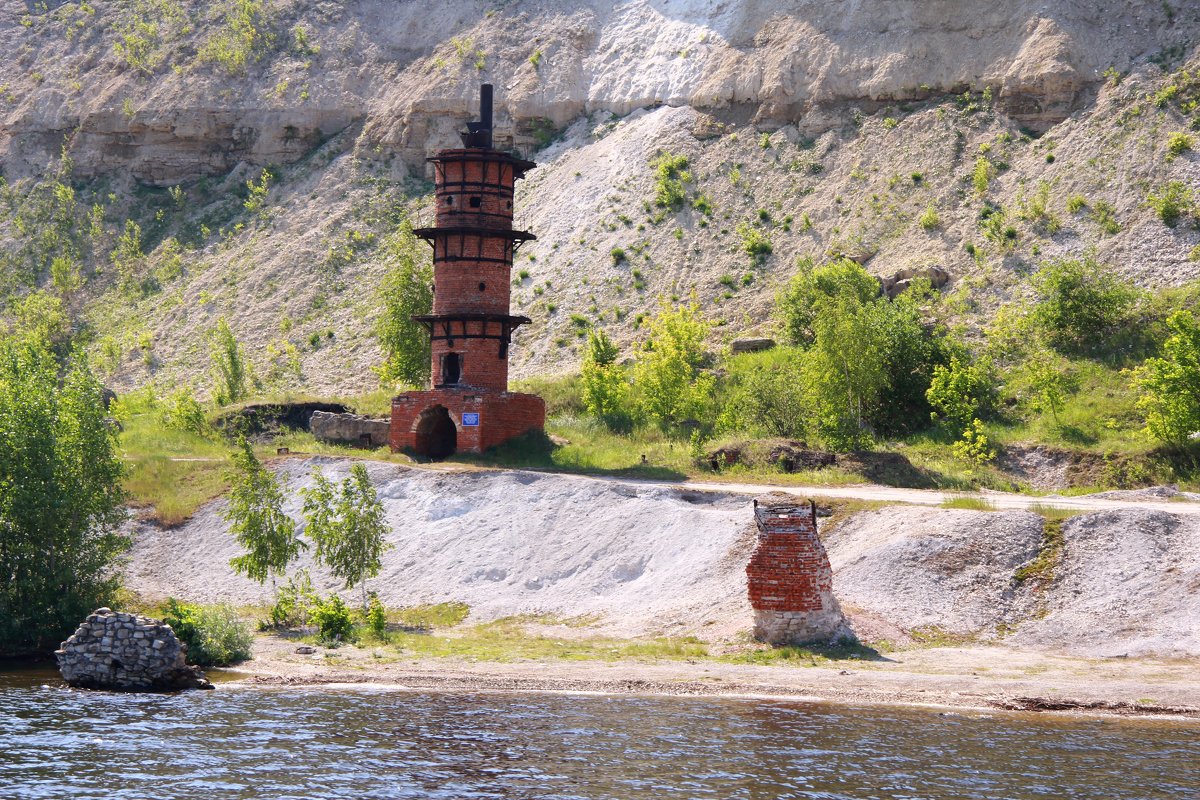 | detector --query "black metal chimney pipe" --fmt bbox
[462,84,495,149]
[479,83,493,141]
